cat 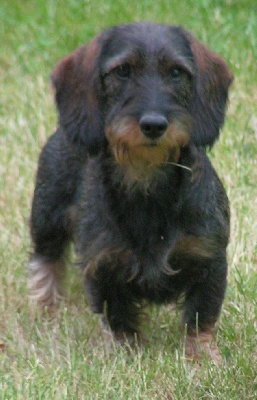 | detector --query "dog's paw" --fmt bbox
[184,332,222,364]
[99,315,145,349]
